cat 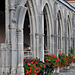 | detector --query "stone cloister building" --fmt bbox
[0,0,75,75]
